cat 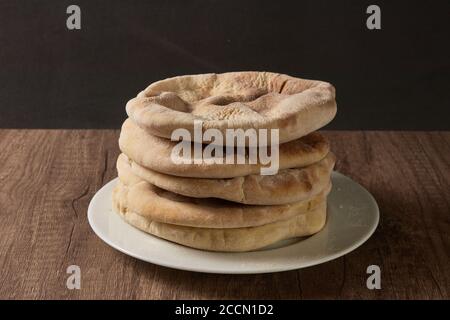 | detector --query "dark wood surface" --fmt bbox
[0,130,448,299]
